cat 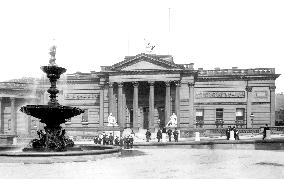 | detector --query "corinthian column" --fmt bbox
[108,82,114,115]
[149,81,155,130]
[117,82,123,127]
[175,81,181,127]
[133,82,139,128]
[165,81,171,126]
